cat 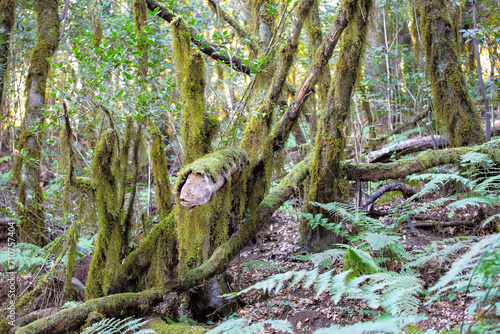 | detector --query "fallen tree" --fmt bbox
[366,135,449,163]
